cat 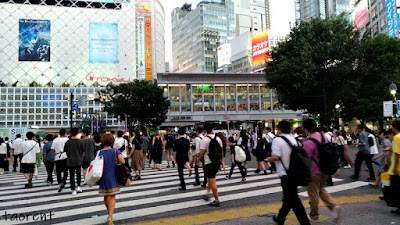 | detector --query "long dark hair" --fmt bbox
[134,132,143,144]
